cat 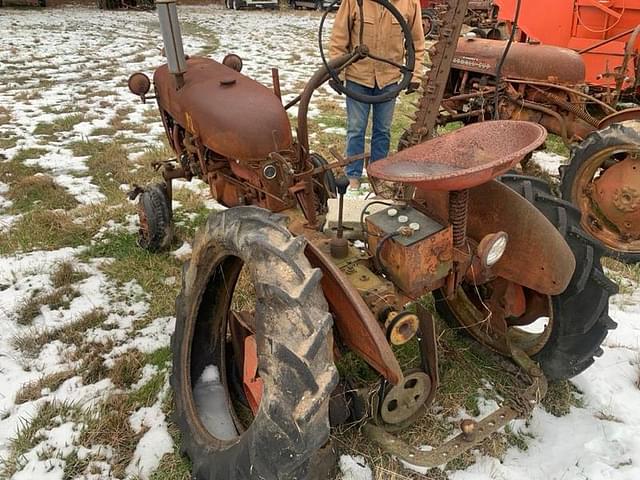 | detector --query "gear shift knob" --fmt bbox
[335,175,350,196]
